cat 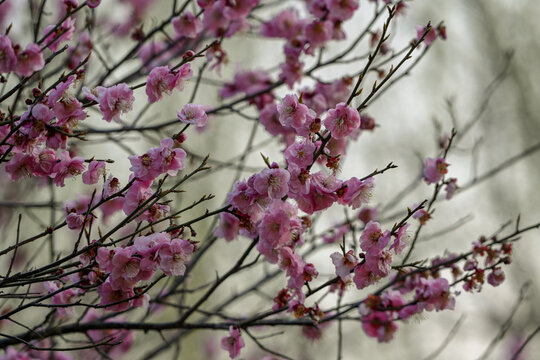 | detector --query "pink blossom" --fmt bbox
[31,148,57,177]
[261,9,305,39]
[423,157,449,184]
[326,0,360,21]
[14,43,44,77]
[358,206,378,224]
[84,84,135,122]
[48,75,87,127]
[324,102,361,139]
[0,35,16,73]
[416,25,438,46]
[214,212,241,241]
[330,250,358,280]
[339,177,375,209]
[82,160,106,185]
[361,311,397,342]
[365,249,393,277]
[43,17,76,51]
[292,171,340,214]
[172,11,203,38]
[66,212,84,229]
[260,103,290,136]
[177,103,208,127]
[412,208,431,225]
[129,138,187,181]
[279,57,304,89]
[360,114,376,130]
[87,0,101,8]
[359,221,389,253]
[111,247,141,281]
[221,326,245,359]
[487,267,505,287]
[146,64,192,103]
[305,20,333,49]
[67,30,93,70]
[97,281,134,312]
[158,238,195,276]
[444,177,458,199]
[257,200,296,262]
[353,263,380,289]
[389,223,410,255]
[284,139,315,169]
[253,168,290,199]
[417,278,455,311]
[102,175,121,198]
[52,150,85,187]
